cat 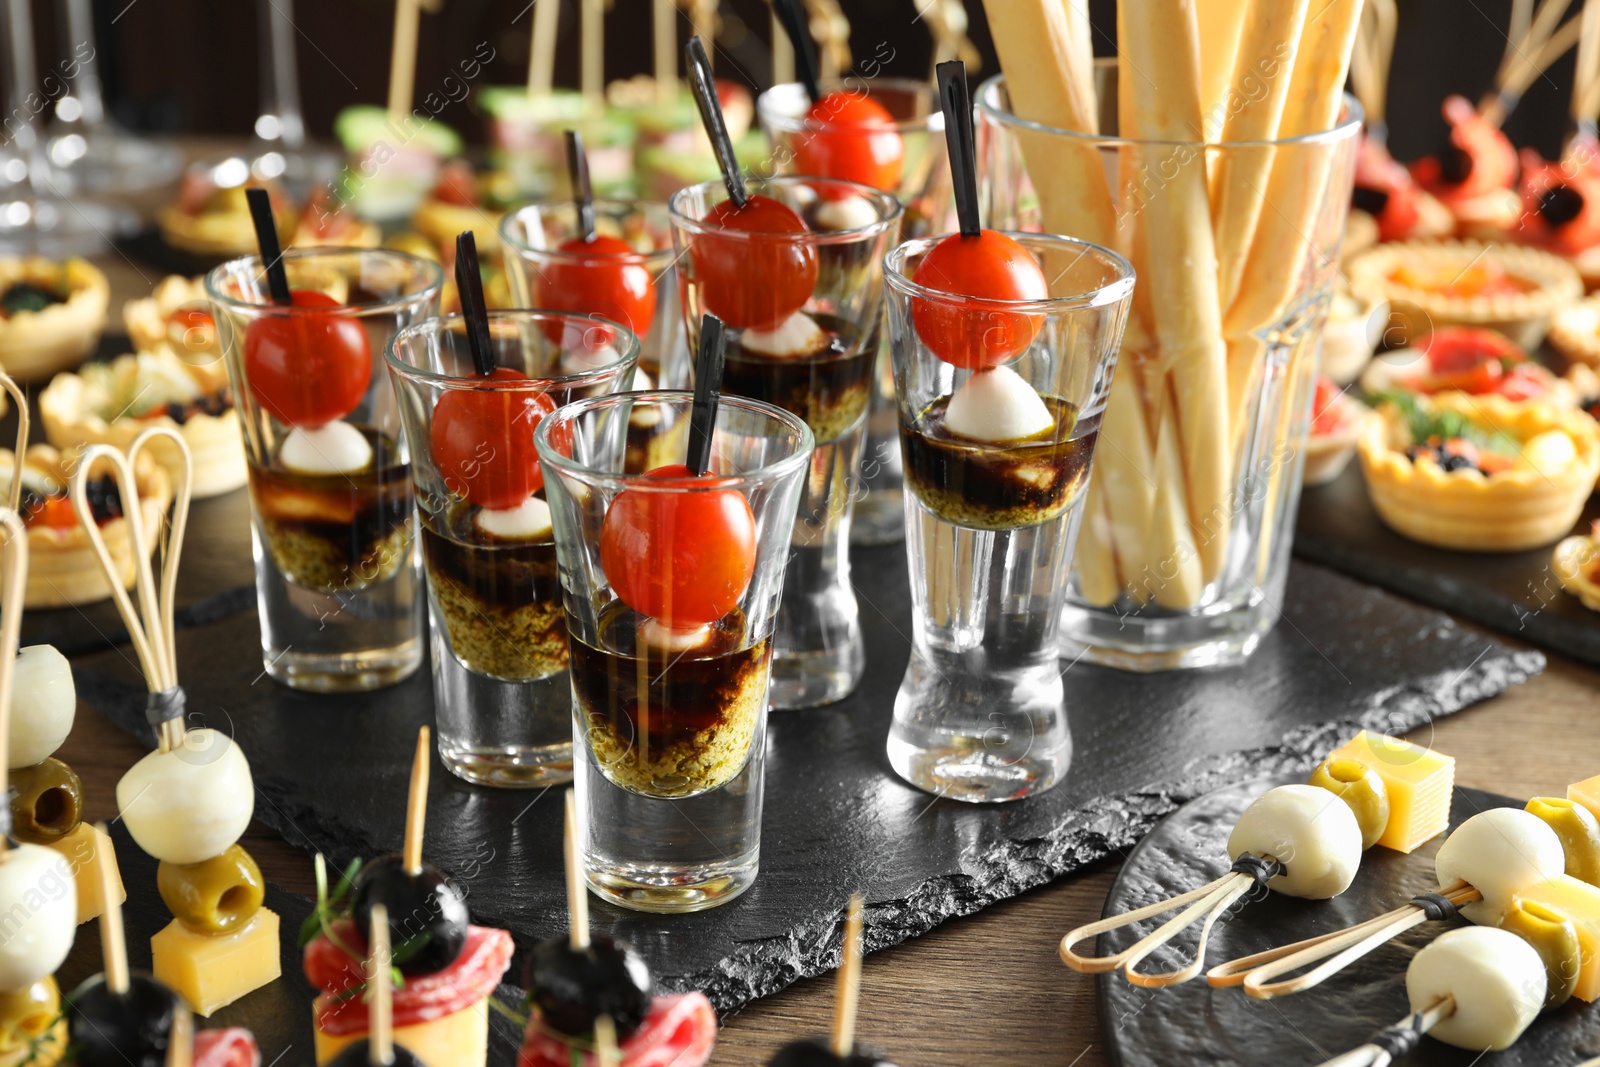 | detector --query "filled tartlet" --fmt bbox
[39,349,247,498]
[0,444,172,607]
[1321,288,1386,385]
[1348,239,1582,350]
[0,257,109,381]
[411,161,505,256]
[1357,392,1600,551]
[1359,326,1591,407]
[124,275,222,366]
[1303,377,1368,486]
[1553,522,1600,613]
[290,185,382,251]
[160,164,297,258]
[1547,293,1600,368]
